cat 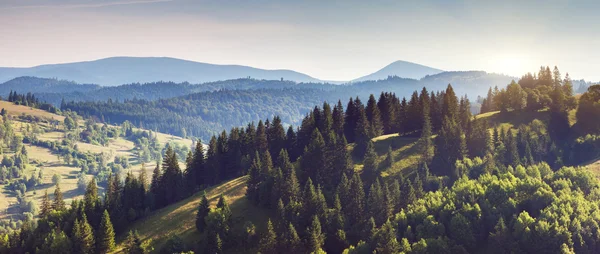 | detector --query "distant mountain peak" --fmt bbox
[352,60,443,82]
[0,57,323,86]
